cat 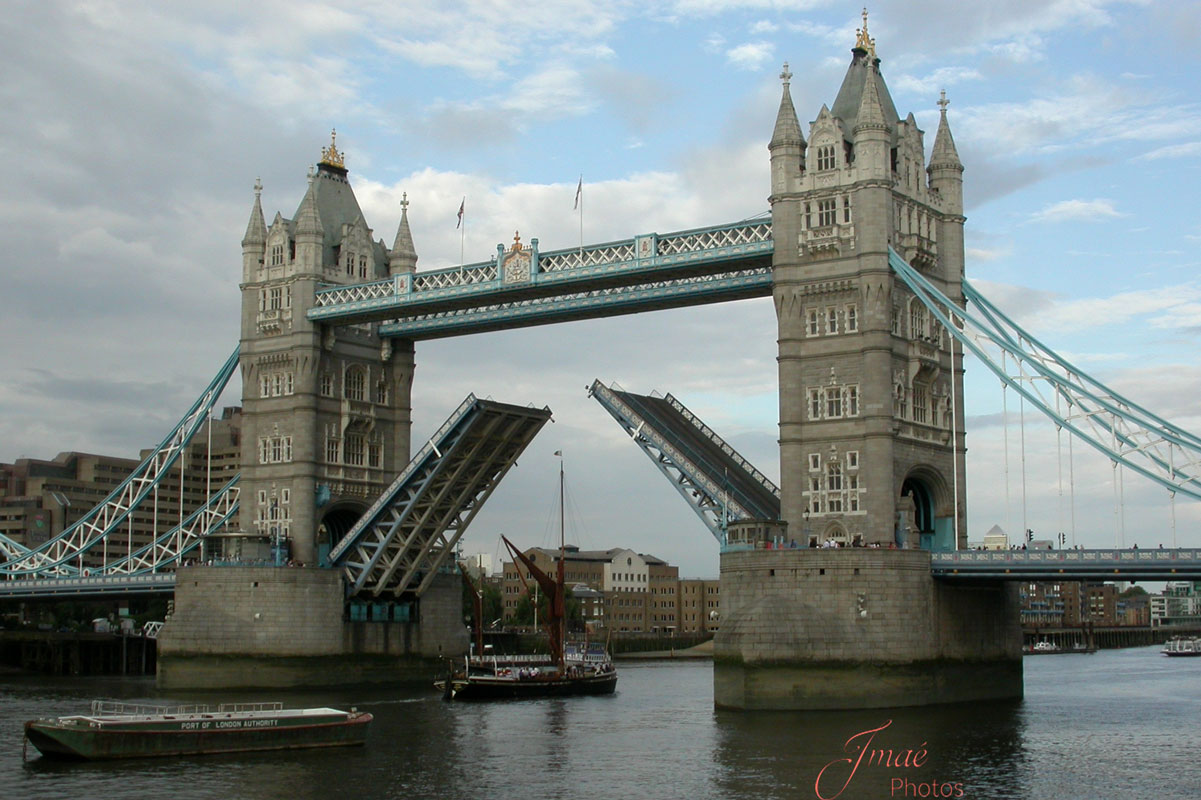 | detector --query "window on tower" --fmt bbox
[818,198,837,227]
[345,367,366,401]
[817,144,836,171]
